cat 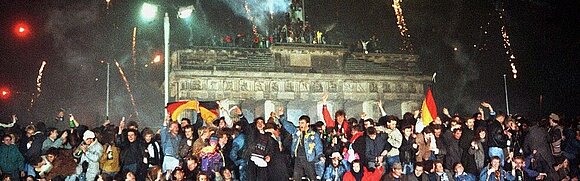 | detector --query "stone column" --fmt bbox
[401,101,421,117]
